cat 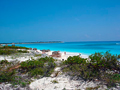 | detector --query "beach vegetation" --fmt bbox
[17,50,29,53]
[85,86,100,90]
[0,49,17,55]
[62,51,120,87]
[0,57,56,88]
[34,54,42,57]
[21,82,27,87]
[0,60,9,64]
[118,55,120,58]
[62,88,67,90]
[51,80,58,83]
[0,70,16,83]
[64,56,87,65]
[89,51,119,71]
[0,46,29,49]
[0,60,19,83]
[20,57,56,77]
[0,46,29,55]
